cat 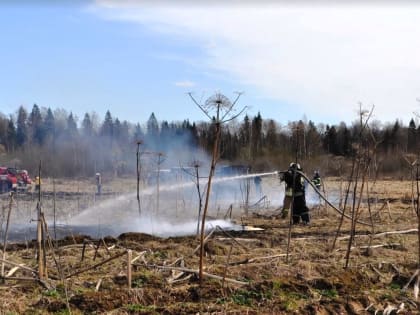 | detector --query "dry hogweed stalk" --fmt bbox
[188,91,247,286]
